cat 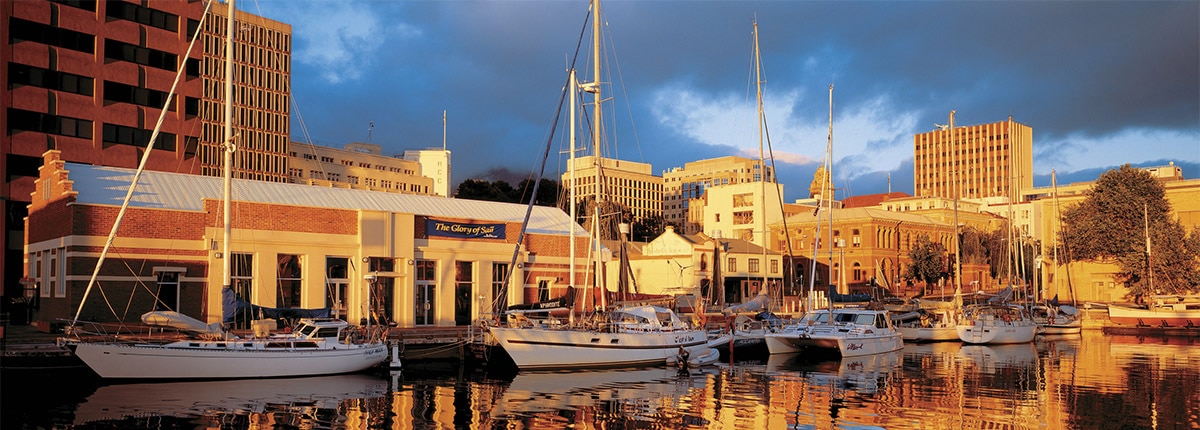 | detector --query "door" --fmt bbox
[415,284,435,325]
[454,261,473,326]
[415,259,436,325]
